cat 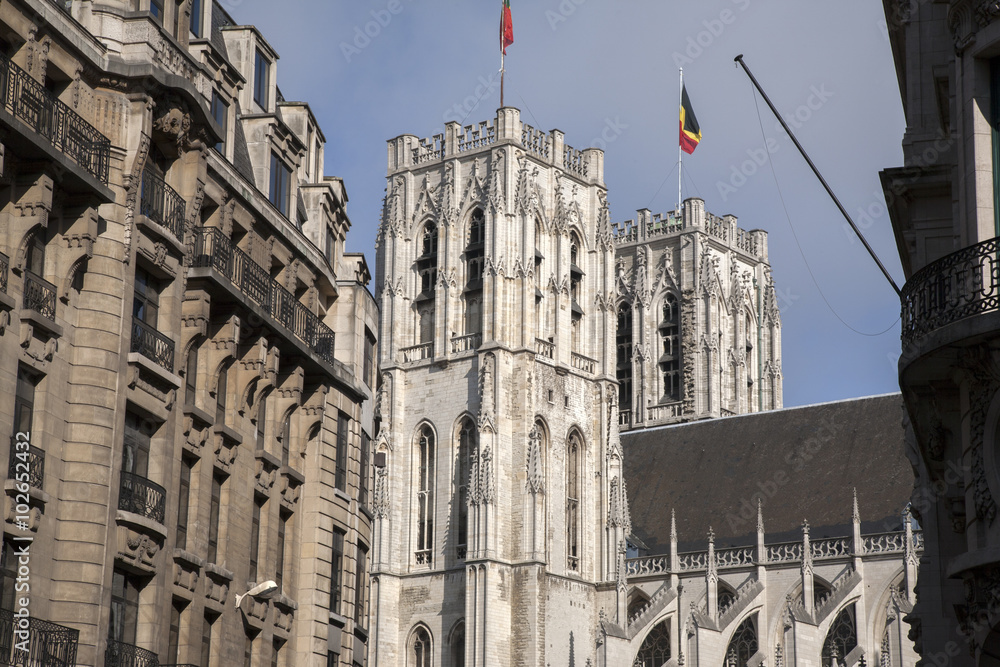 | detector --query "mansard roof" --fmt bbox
[622,393,913,554]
